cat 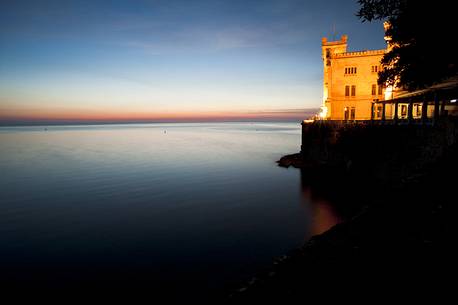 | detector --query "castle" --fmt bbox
[320,34,394,121]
